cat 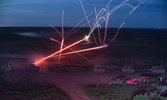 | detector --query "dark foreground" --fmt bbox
[0,74,71,100]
